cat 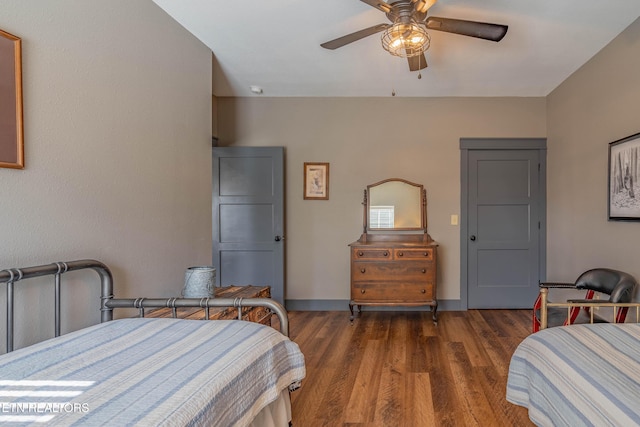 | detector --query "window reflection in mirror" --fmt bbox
[368,180,422,230]
[369,205,395,228]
